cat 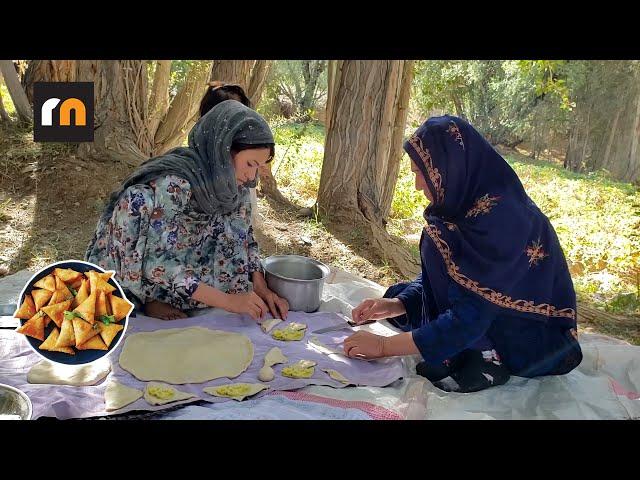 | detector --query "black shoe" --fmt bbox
[416,361,453,383]
[449,350,511,393]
